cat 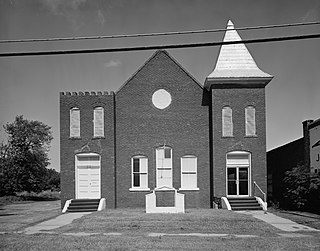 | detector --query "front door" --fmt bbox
[227,167,249,196]
[77,165,101,199]
[76,153,101,199]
